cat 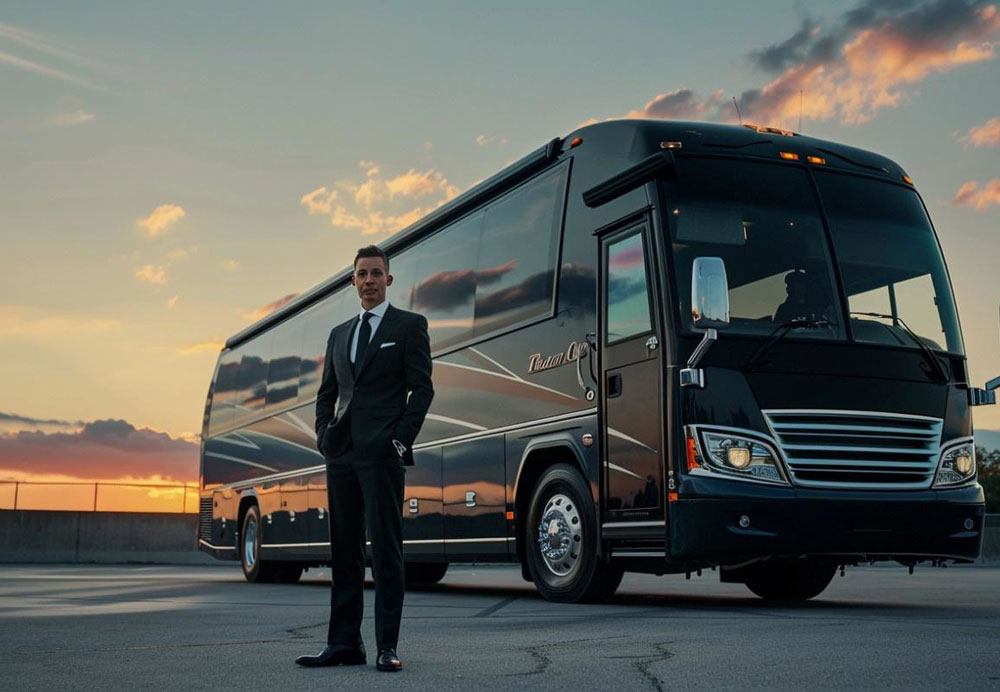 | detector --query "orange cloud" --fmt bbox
[619,1,1000,128]
[136,203,186,237]
[954,179,1000,209]
[166,295,179,309]
[177,340,222,355]
[134,264,166,285]
[301,186,338,214]
[243,292,300,322]
[960,116,1000,146]
[0,306,117,338]
[303,161,463,237]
